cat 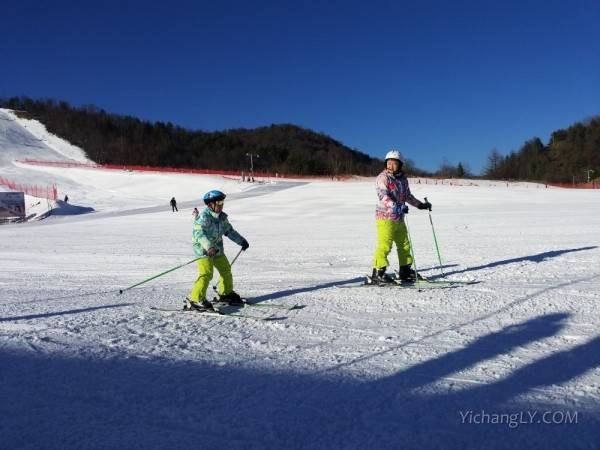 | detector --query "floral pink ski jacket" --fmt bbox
[375,169,421,221]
